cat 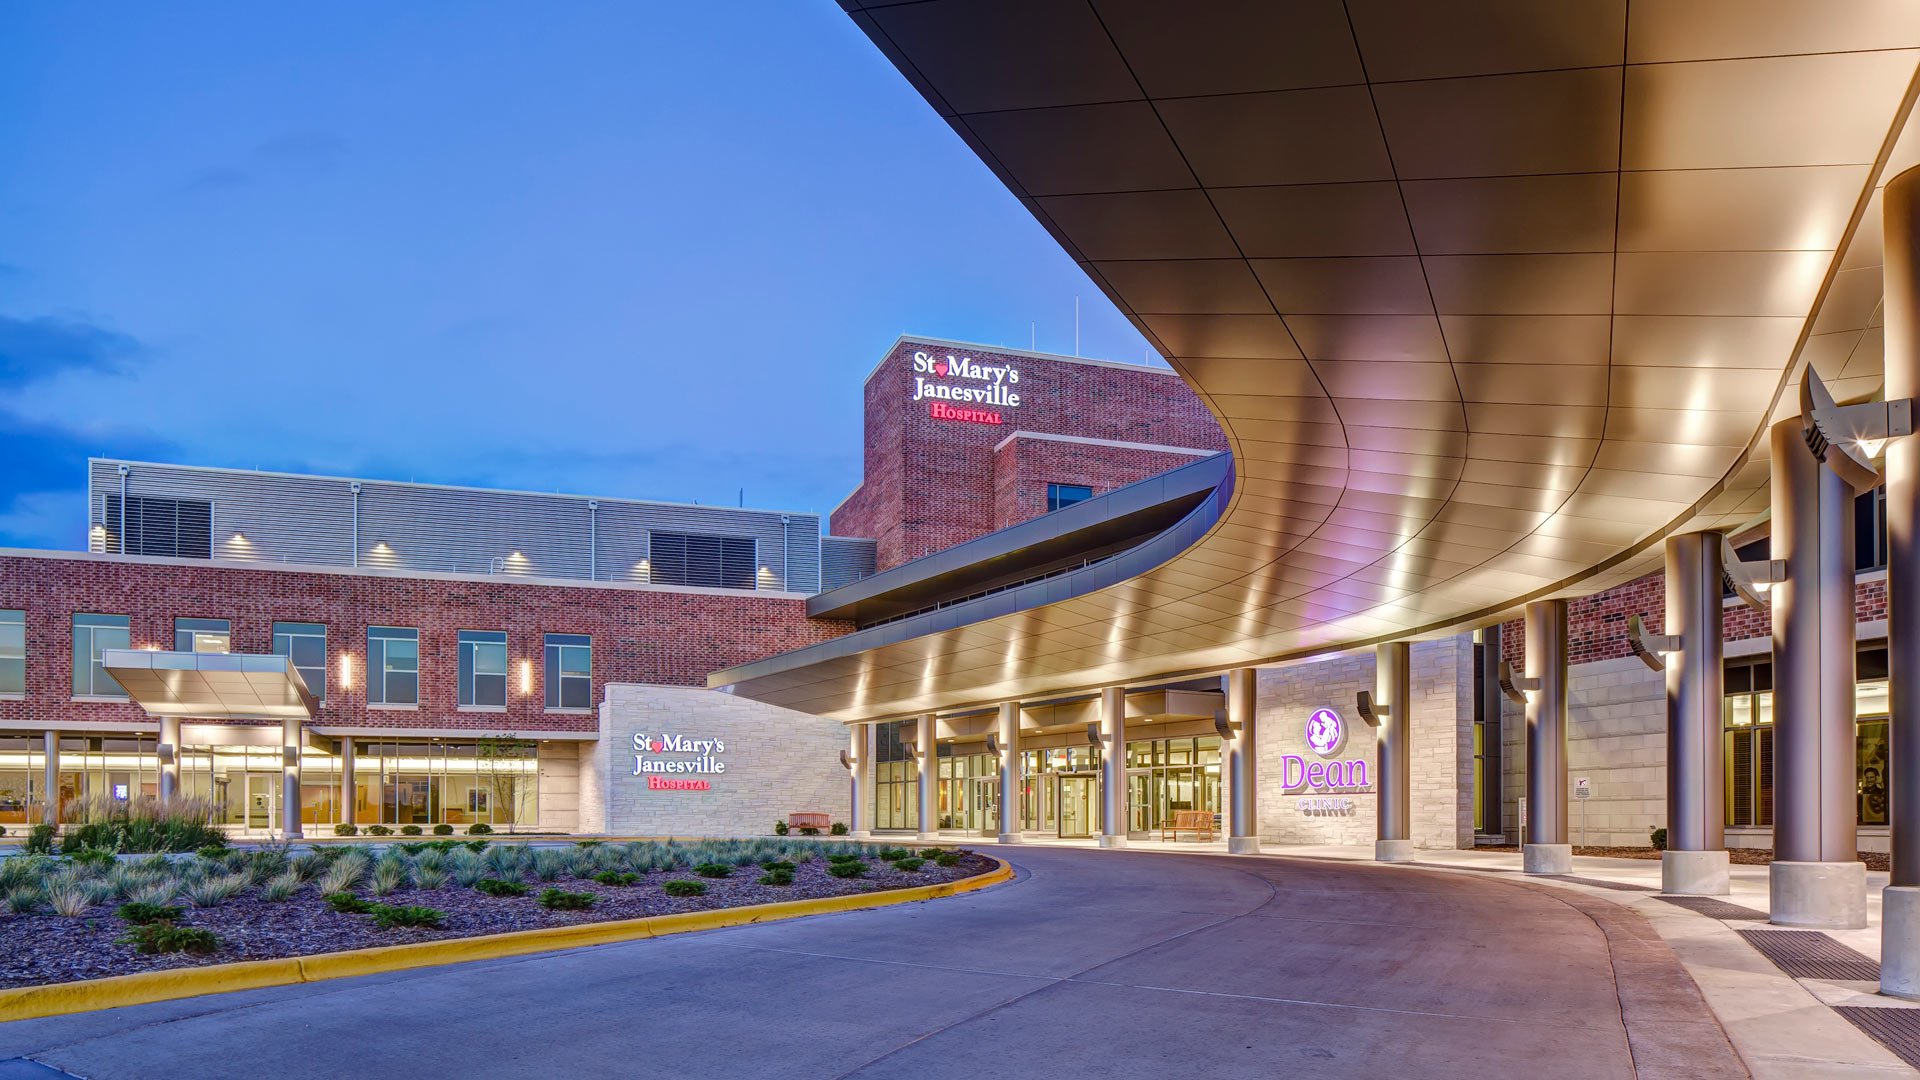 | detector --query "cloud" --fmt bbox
[0,411,177,548]
[0,315,142,388]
